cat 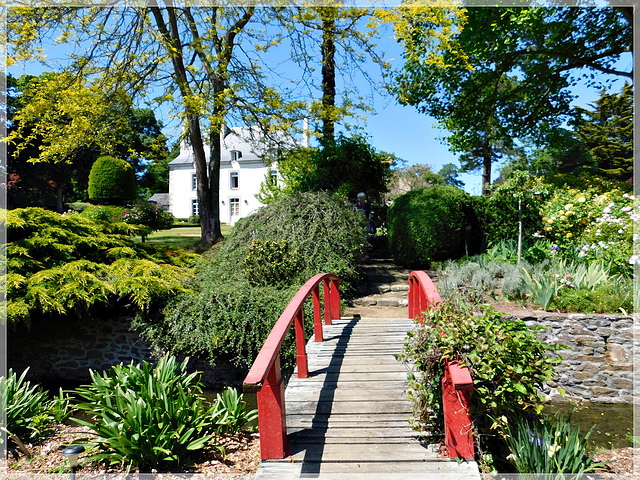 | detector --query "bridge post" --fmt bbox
[313,285,323,342]
[294,309,309,378]
[256,356,289,460]
[442,360,475,460]
[330,278,340,320]
[323,279,332,326]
